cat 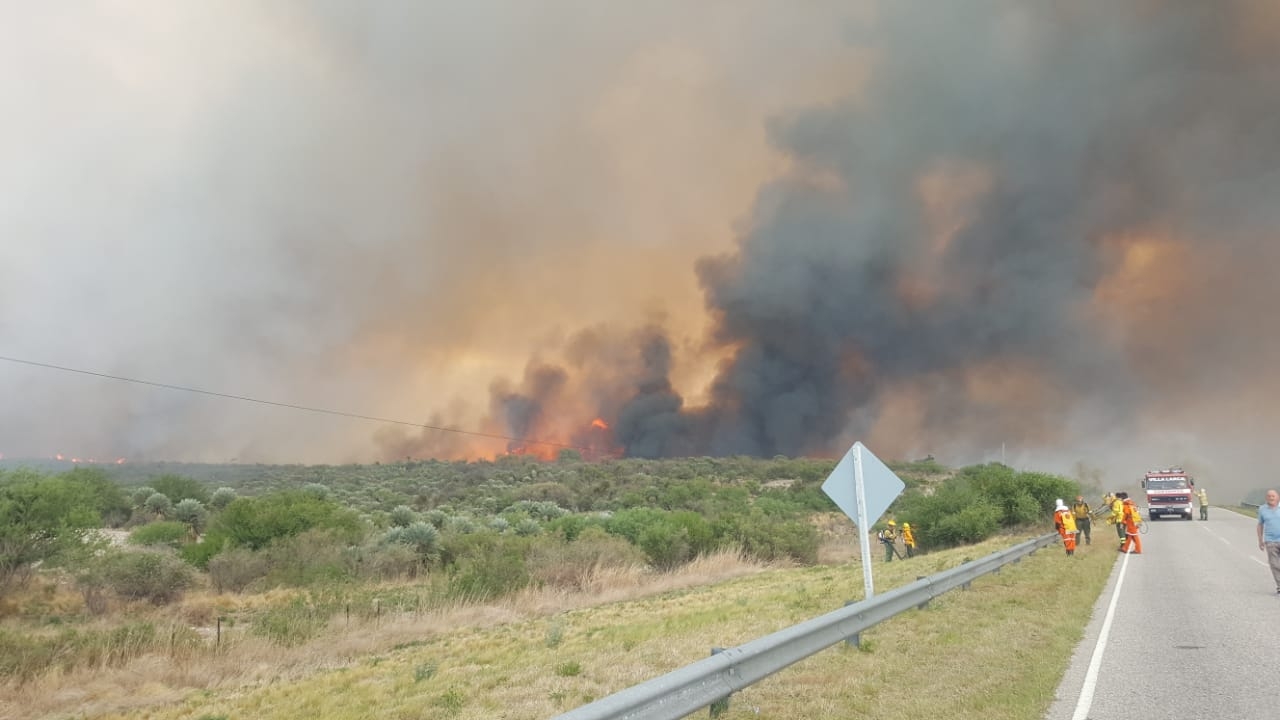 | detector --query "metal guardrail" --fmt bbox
[552,532,1060,720]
